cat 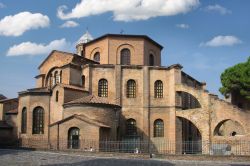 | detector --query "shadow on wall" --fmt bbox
[117,114,161,154]
[214,119,245,137]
